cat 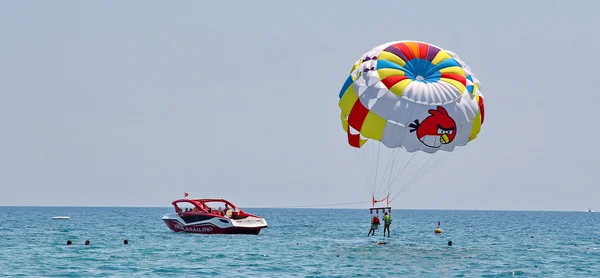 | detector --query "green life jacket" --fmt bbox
[383,215,391,224]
